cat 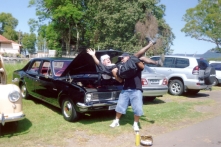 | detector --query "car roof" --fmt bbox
[151,55,204,59]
